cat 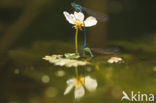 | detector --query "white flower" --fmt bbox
[64,76,97,99]
[63,11,97,30]
[107,57,123,63]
